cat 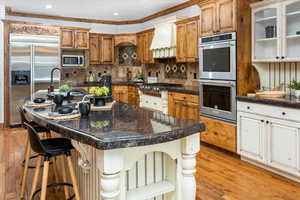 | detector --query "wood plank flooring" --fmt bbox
[0,128,300,200]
